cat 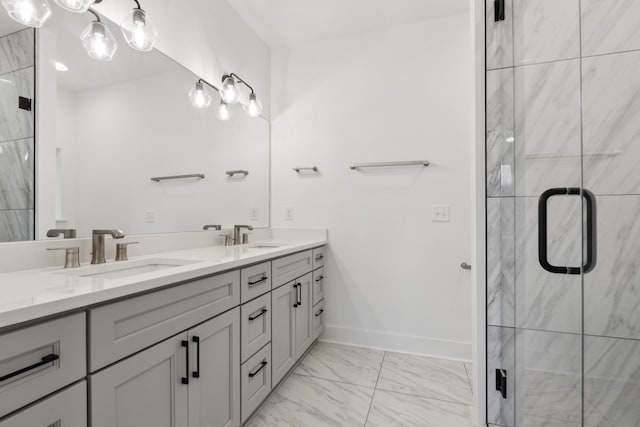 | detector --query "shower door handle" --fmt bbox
[538,188,596,275]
